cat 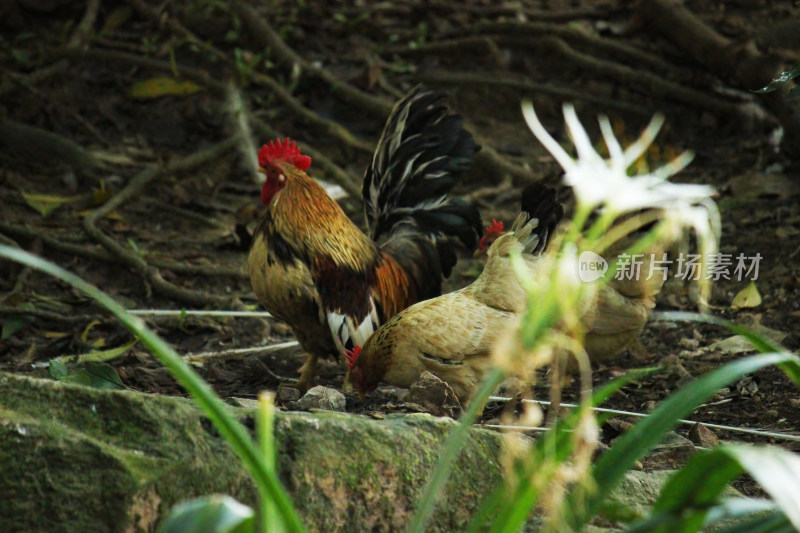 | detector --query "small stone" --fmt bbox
[678,338,699,350]
[789,398,800,409]
[277,386,301,404]
[602,418,635,442]
[296,386,346,412]
[640,432,697,470]
[688,422,719,448]
[766,409,779,419]
[405,371,461,418]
